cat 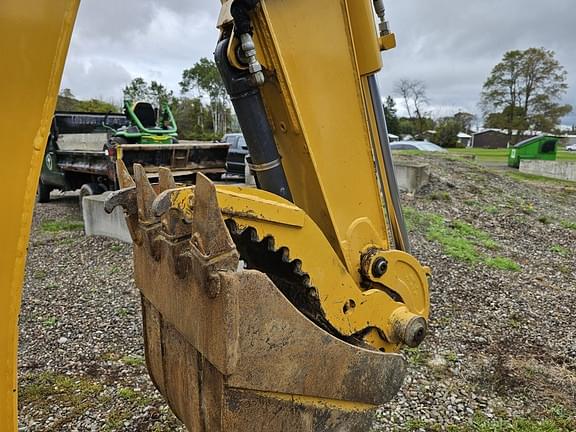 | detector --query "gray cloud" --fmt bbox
[62,58,132,103]
[61,0,220,100]
[62,0,575,126]
[378,0,576,125]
